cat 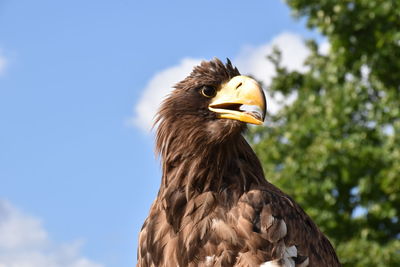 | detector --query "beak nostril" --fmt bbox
[236,82,243,90]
